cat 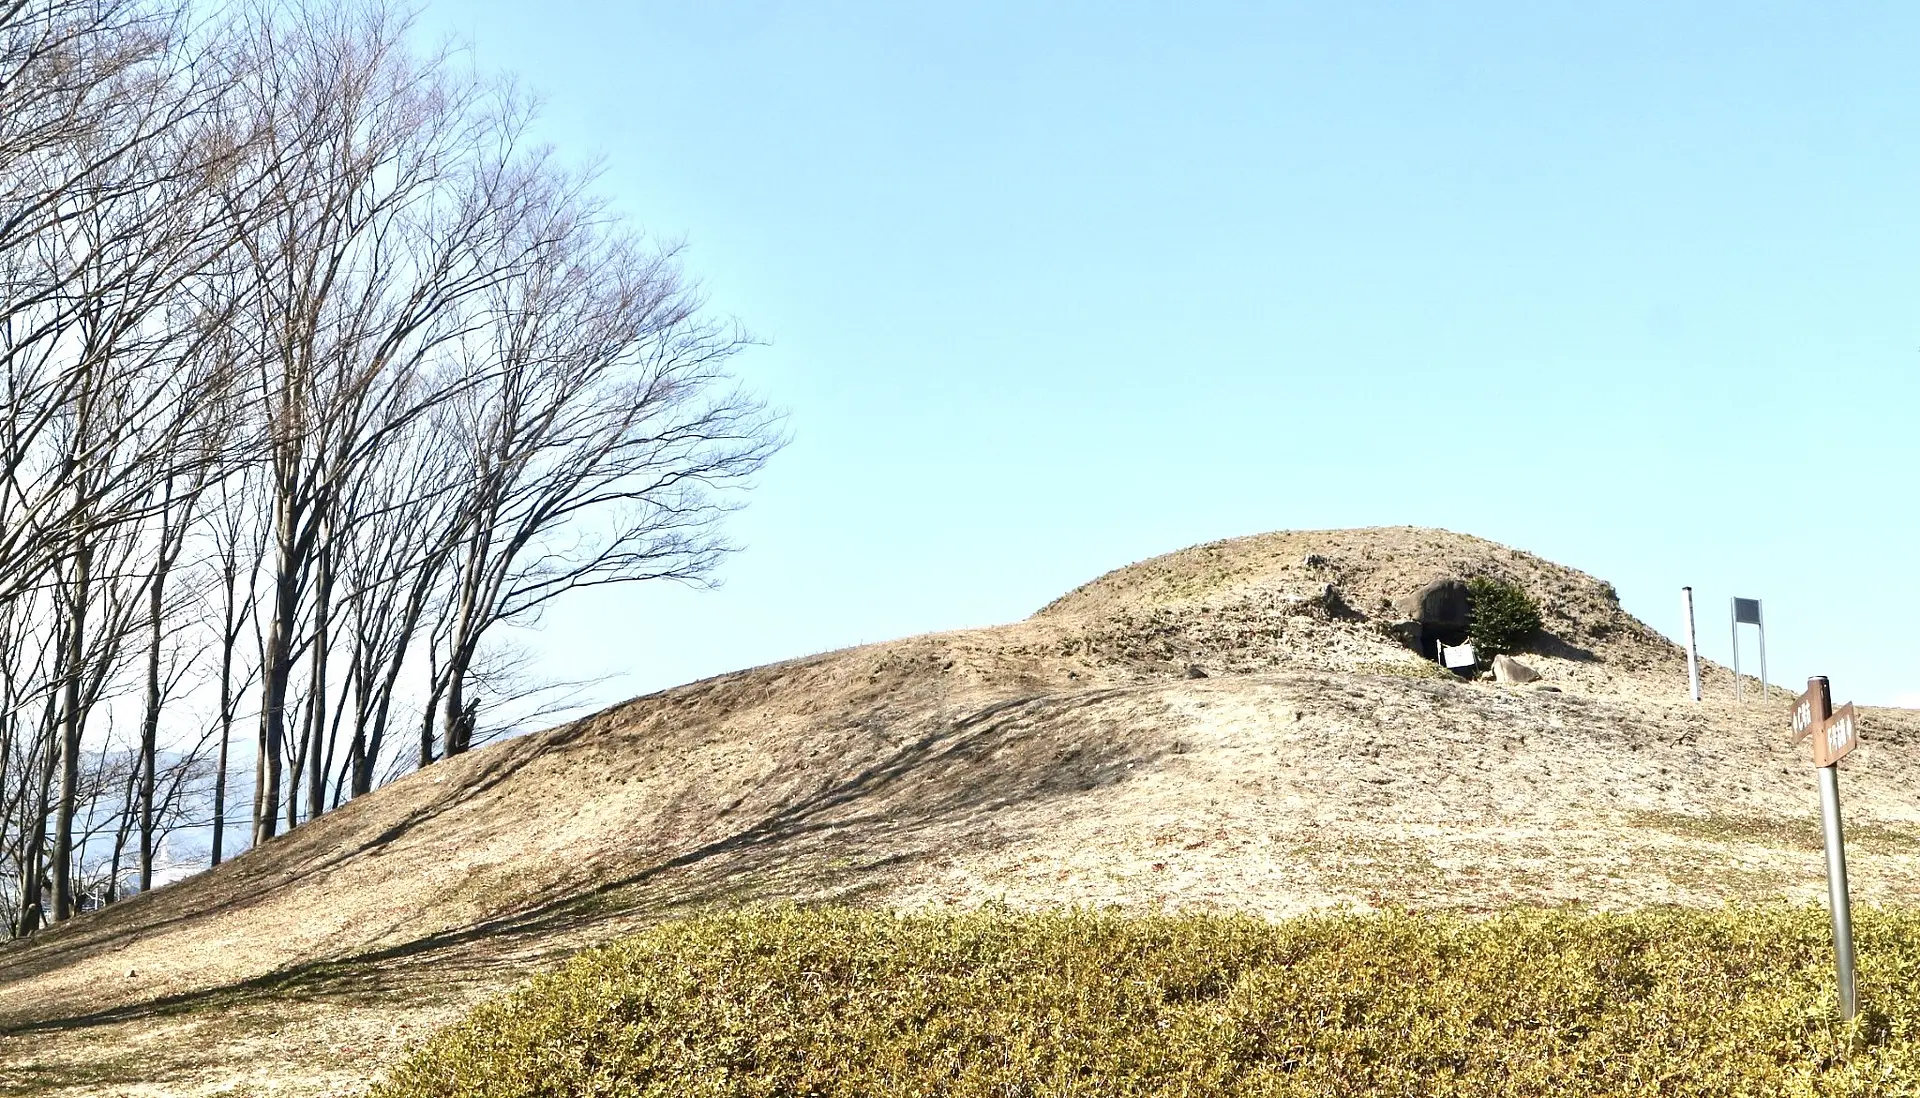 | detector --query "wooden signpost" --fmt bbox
[1791,676,1858,1021]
